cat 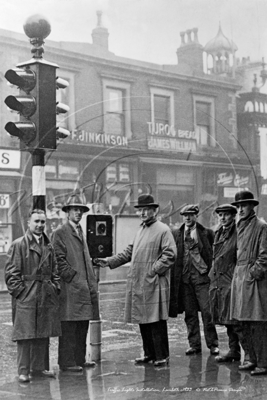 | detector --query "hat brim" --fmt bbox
[180,211,198,215]
[215,209,237,214]
[134,203,159,208]
[231,199,259,206]
[62,204,90,212]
